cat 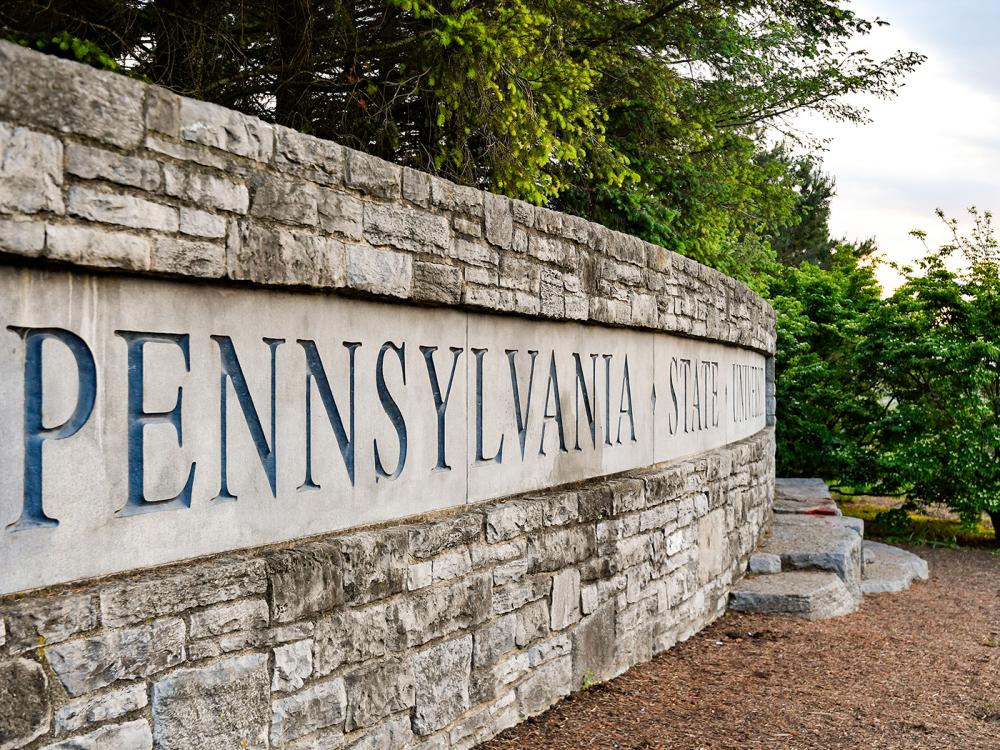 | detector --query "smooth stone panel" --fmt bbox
[0,267,767,595]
